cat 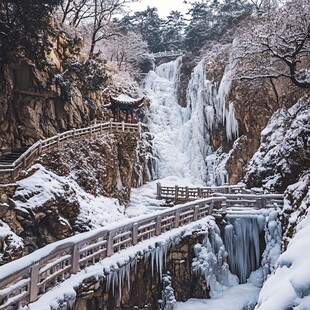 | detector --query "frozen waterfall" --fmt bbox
[144,57,208,184]
[144,56,239,185]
